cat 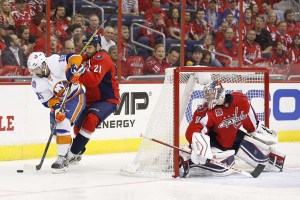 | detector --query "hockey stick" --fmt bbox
[142,135,265,178]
